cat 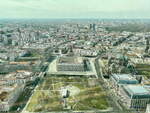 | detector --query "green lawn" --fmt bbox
[26,77,109,112]
[136,64,150,79]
